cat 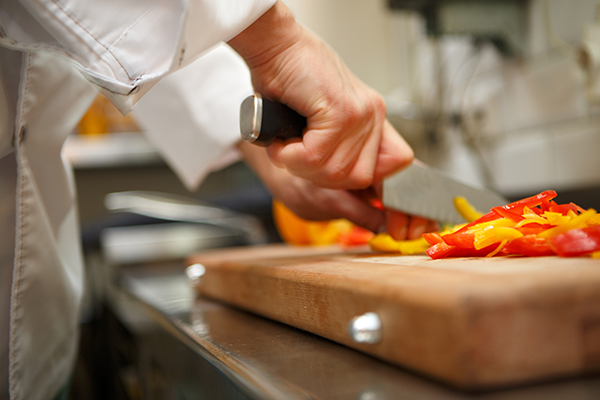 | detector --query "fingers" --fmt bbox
[319,191,386,233]
[266,113,415,191]
[240,142,386,232]
[386,210,410,241]
[386,210,439,241]
[266,88,387,190]
[277,179,386,232]
[280,187,386,233]
[407,216,430,240]
[243,139,435,238]
[372,120,414,183]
